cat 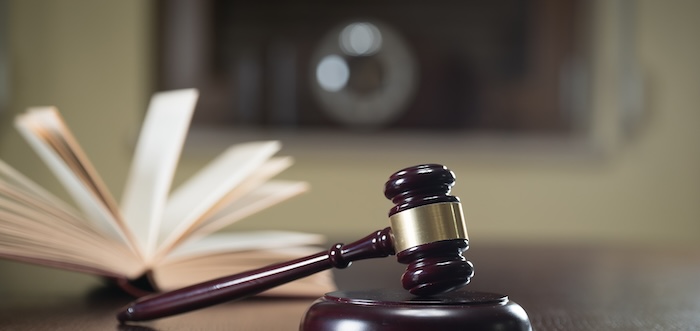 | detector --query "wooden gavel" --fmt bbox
[118,164,474,322]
